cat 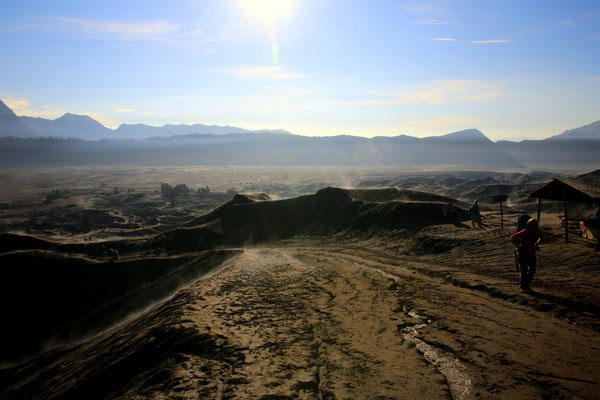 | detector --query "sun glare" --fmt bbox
[239,0,295,27]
